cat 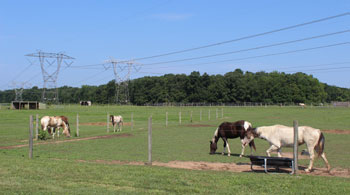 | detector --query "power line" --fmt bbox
[132,12,349,61]
[141,42,350,70]
[142,30,350,66]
